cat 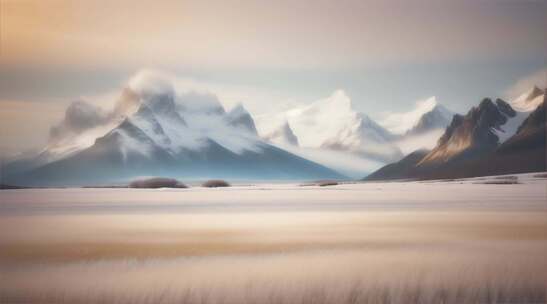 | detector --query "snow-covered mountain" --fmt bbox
[255,116,299,146]
[225,104,259,135]
[378,97,448,134]
[510,86,545,112]
[3,72,343,186]
[256,90,402,163]
[376,96,455,155]
[405,104,454,136]
[493,86,546,143]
